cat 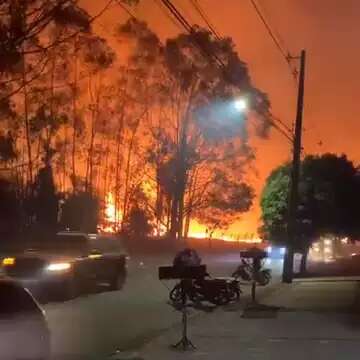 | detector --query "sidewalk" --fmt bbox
[121,280,360,360]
